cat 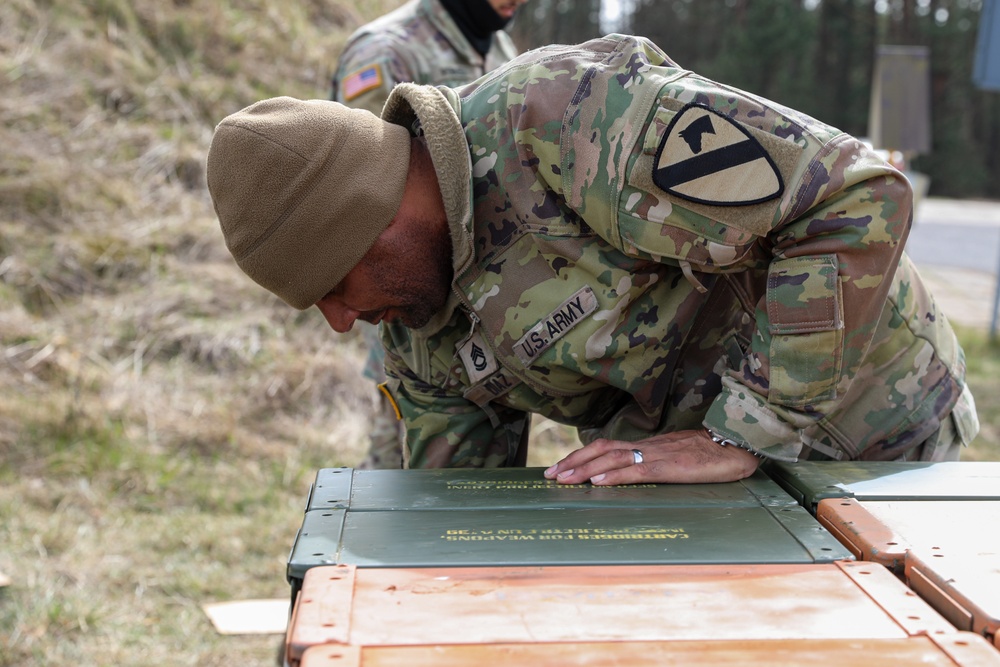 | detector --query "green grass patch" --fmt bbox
[955,325,1000,461]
